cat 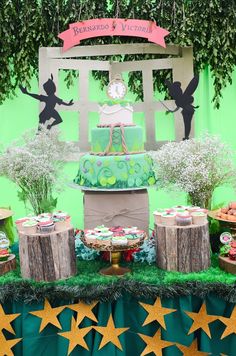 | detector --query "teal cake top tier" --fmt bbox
[91,126,144,154]
[74,153,156,189]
